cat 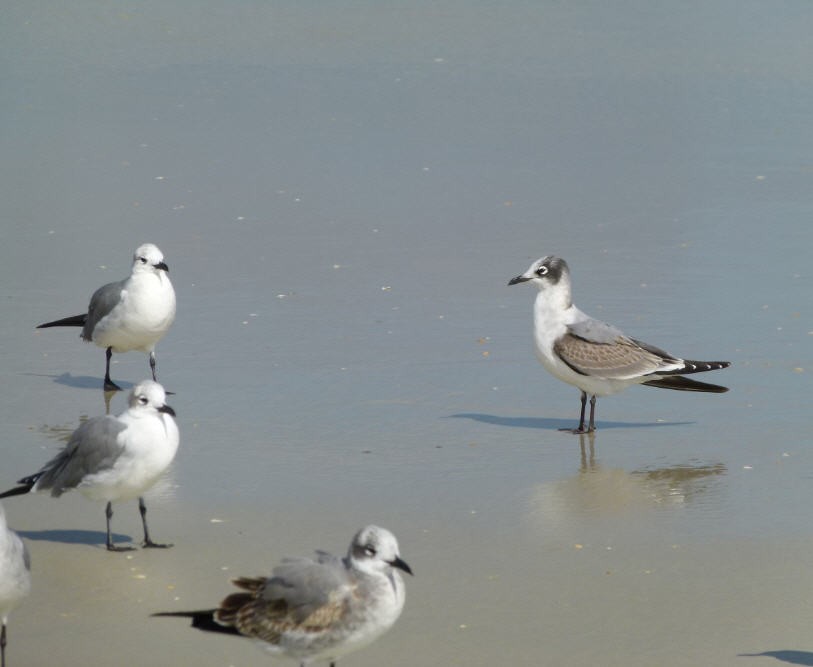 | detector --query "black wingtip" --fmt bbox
[642,376,729,393]
[0,483,34,499]
[36,314,88,329]
[152,610,241,636]
[680,360,731,373]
